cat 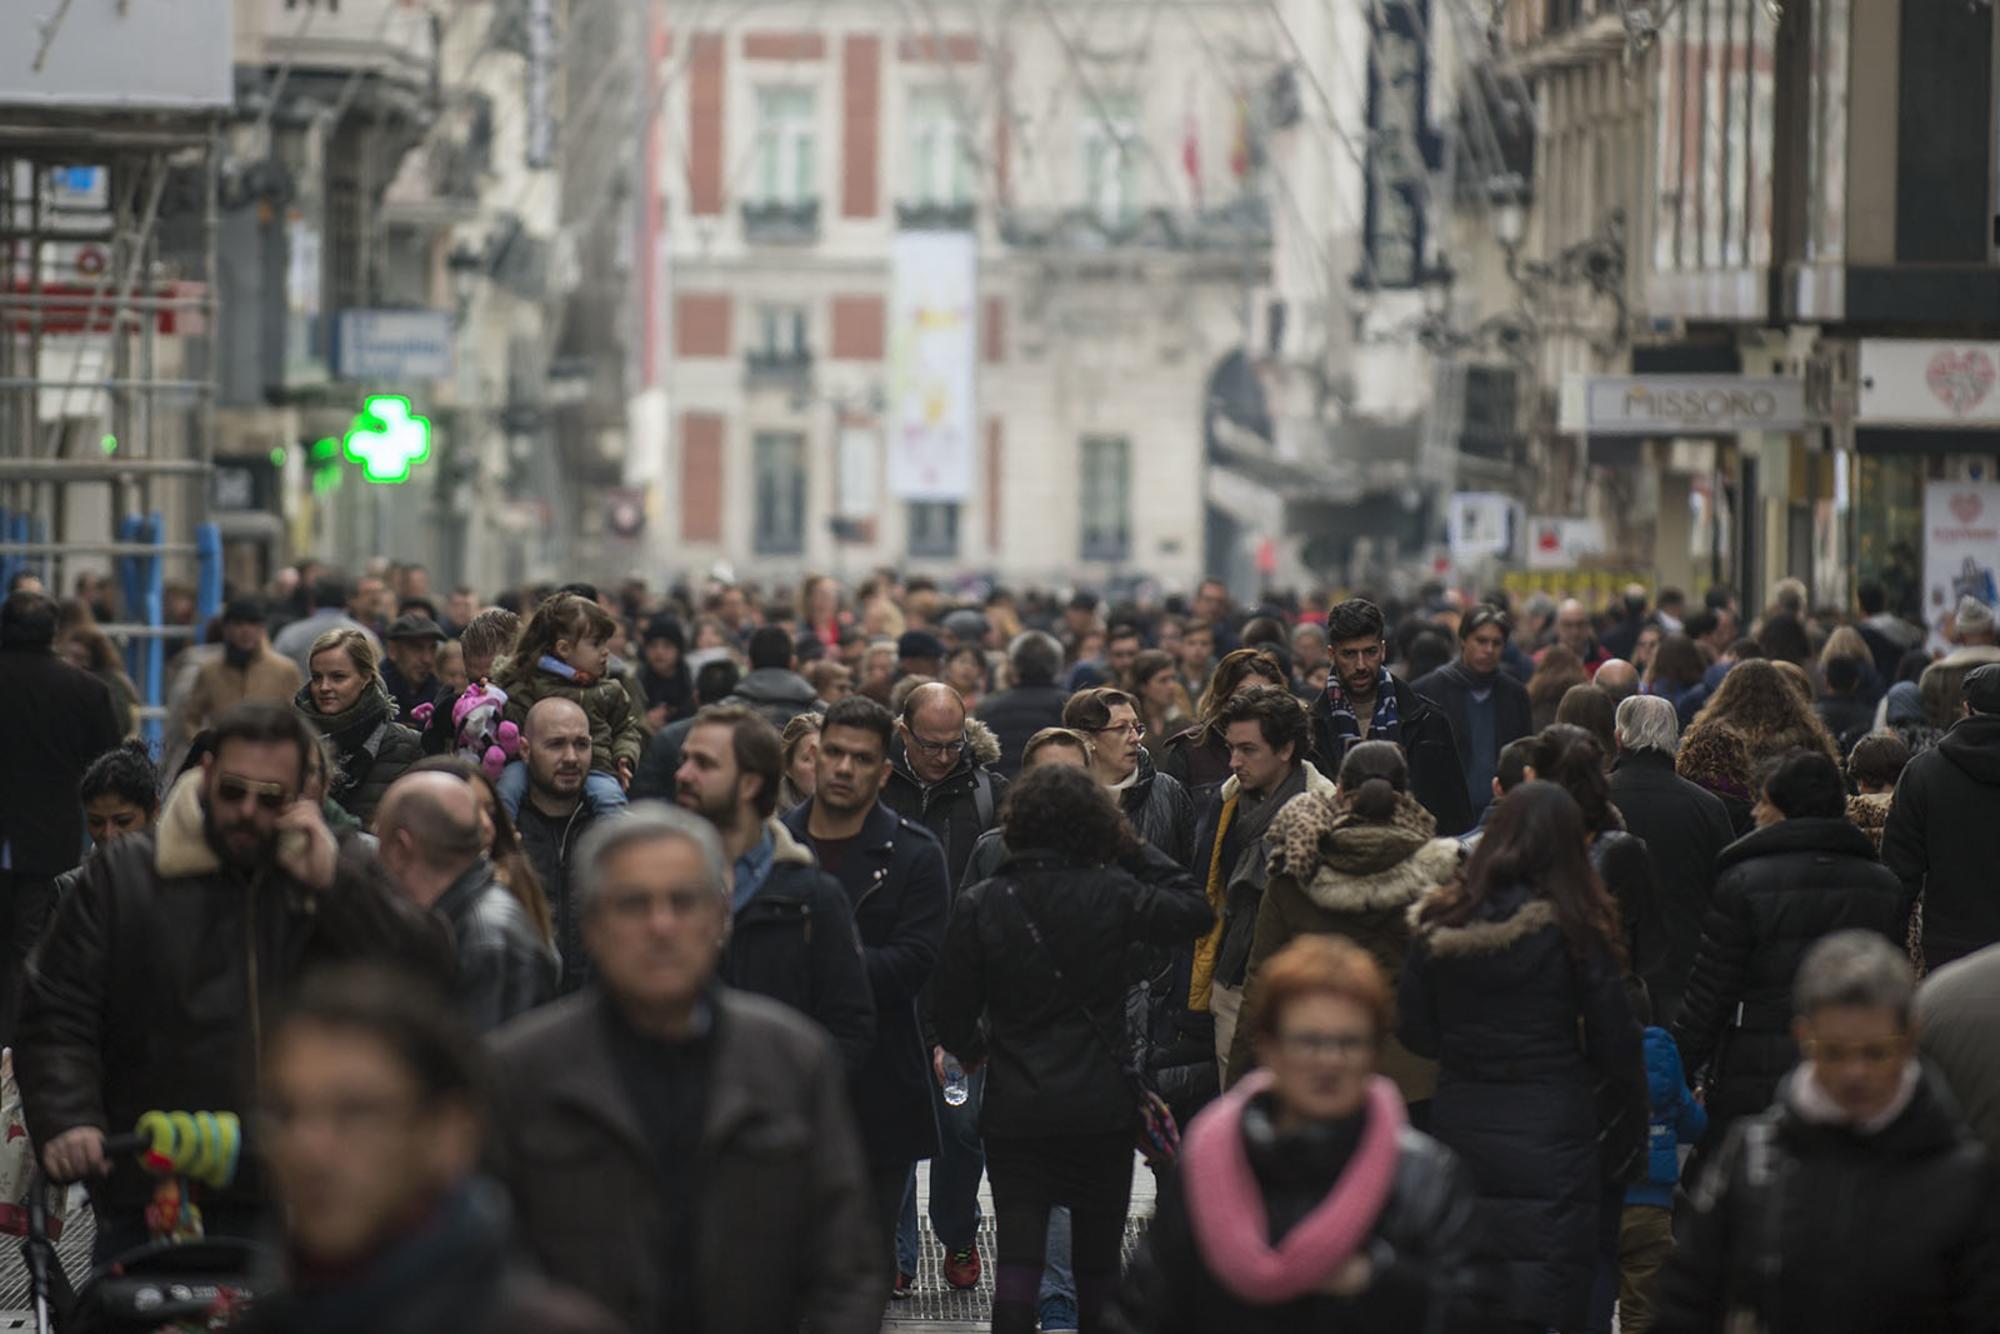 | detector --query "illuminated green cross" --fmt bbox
[342,395,432,484]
